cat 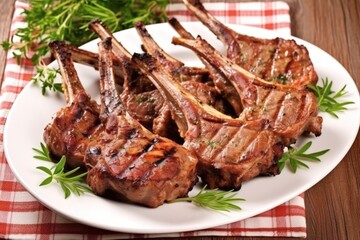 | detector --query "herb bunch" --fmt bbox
[2,0,170,66]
